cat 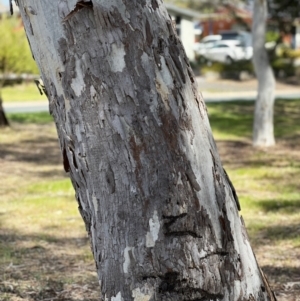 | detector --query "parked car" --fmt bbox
[193,35,221,57]
[219,30,252,45]
[201,40,252,63]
